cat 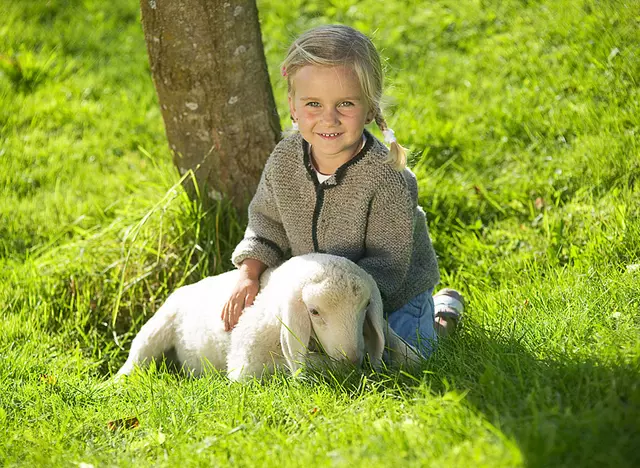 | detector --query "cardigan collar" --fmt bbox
[302,129,375,187]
